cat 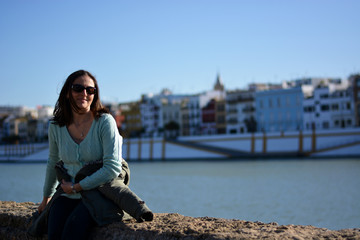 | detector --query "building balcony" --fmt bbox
[242,107,255,113]
[227,109,238,113]
[227,119,238,124]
